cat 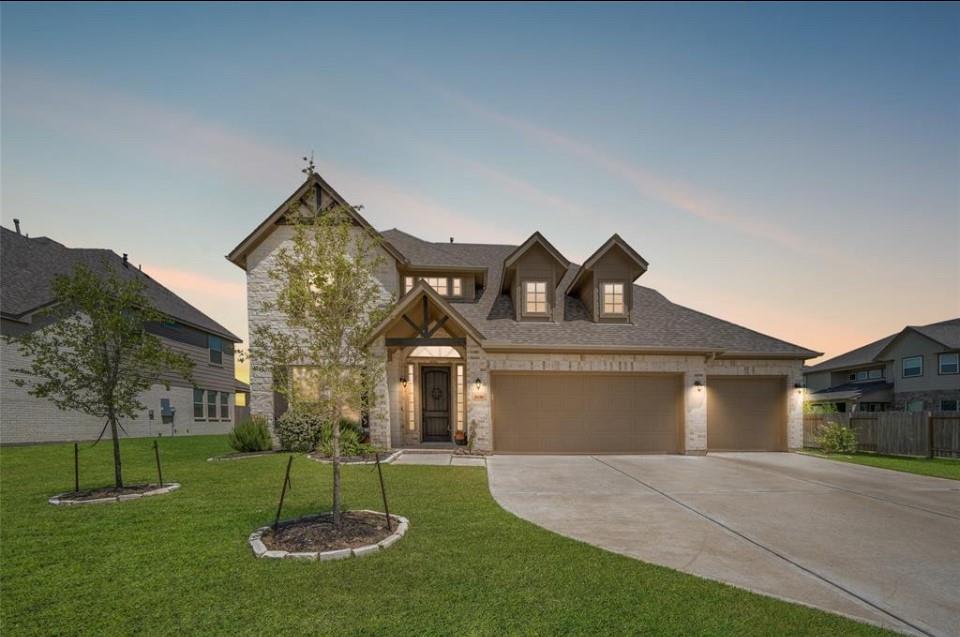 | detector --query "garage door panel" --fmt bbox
[492,373,680,453]
[707,376,785,451]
